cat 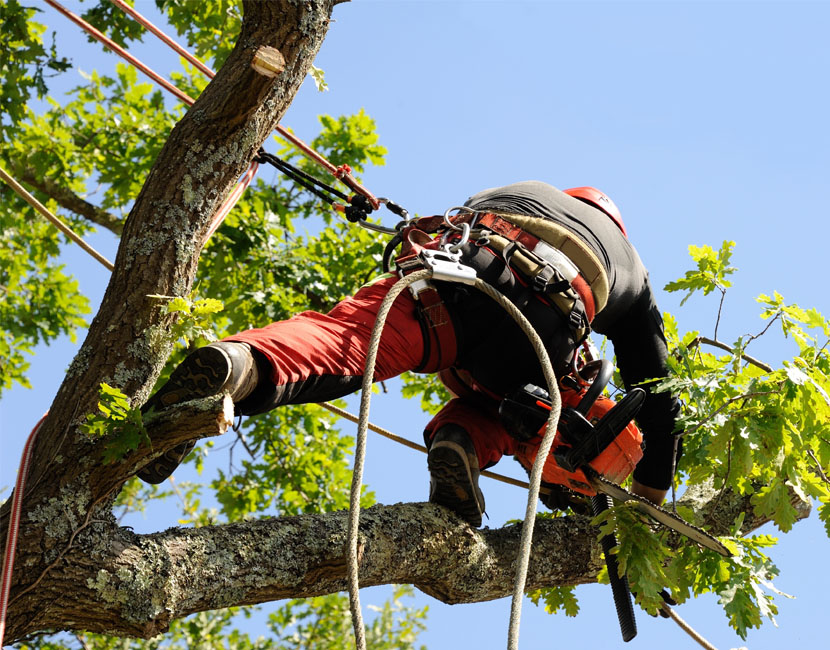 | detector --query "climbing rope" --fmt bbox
[203,160,260,245]
[346,268,563,650]
[0,166,114,271]
[661,604,719,650]
[0,414,47,648]
[321,401,547,492]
